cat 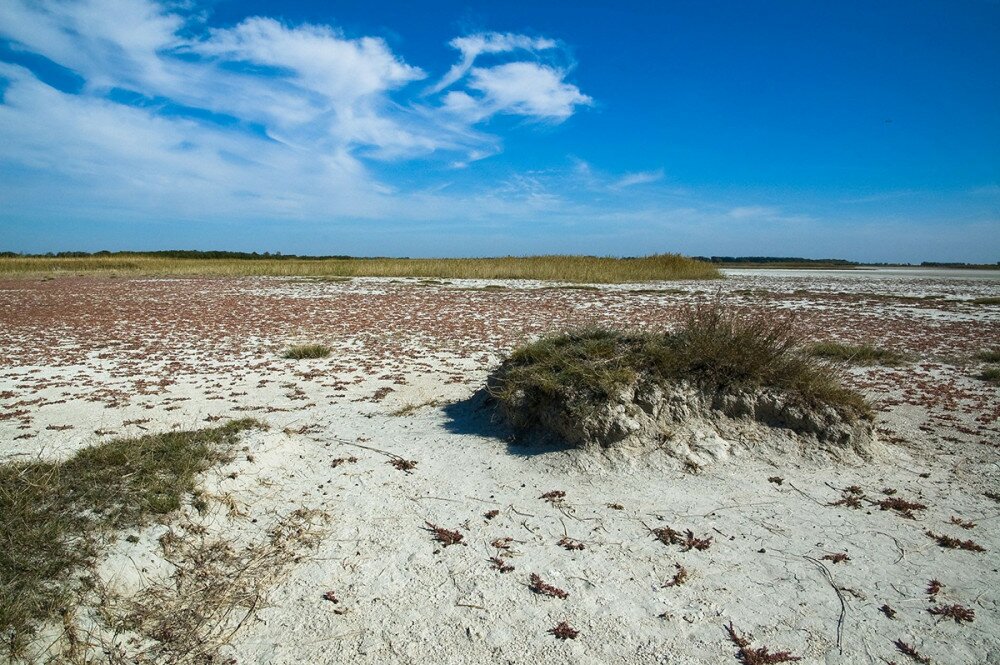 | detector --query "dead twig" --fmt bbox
[803,556,845,652]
